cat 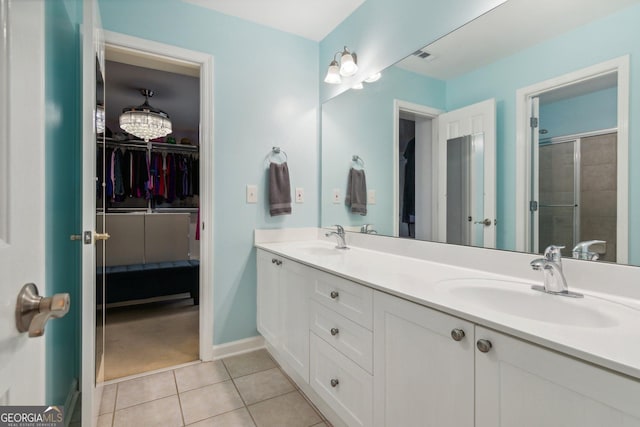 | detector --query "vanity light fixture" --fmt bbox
[352,82,364,90]
[119,89,172,142]
[324,46,358,84]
